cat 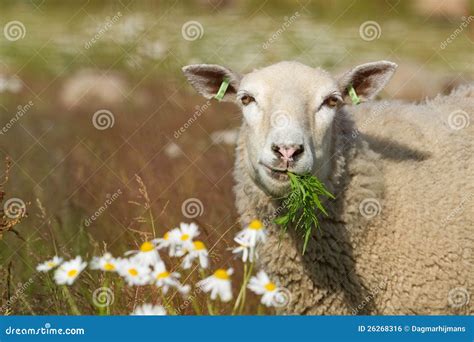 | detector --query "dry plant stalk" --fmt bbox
[0,157,26,240]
